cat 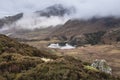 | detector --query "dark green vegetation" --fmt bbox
[84,31,106,45]
[102,28,120,44]
[68,31,106,46]
[0,34,119,80]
